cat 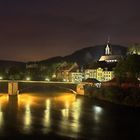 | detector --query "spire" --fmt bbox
[107,36,110,44]
[105,36,112,55]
